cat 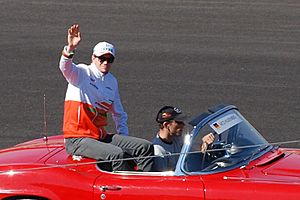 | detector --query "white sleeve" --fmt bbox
[111,83,128,135]
[154,144,168,157]
[153,145,170,171]
[59,50,83,86]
